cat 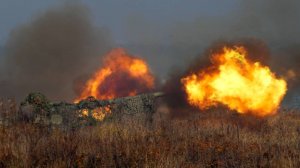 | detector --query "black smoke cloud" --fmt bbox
[0,3,112,101]
[186,39,271,74]
[98,71,154,98]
